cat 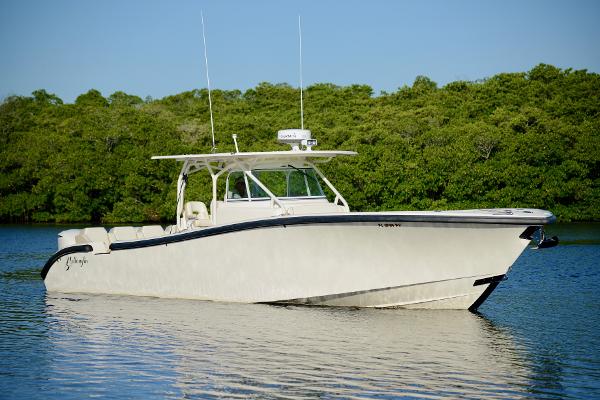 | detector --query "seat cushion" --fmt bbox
[108,226,139,242]
[139,225,164,238]
[77,227,110,245]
